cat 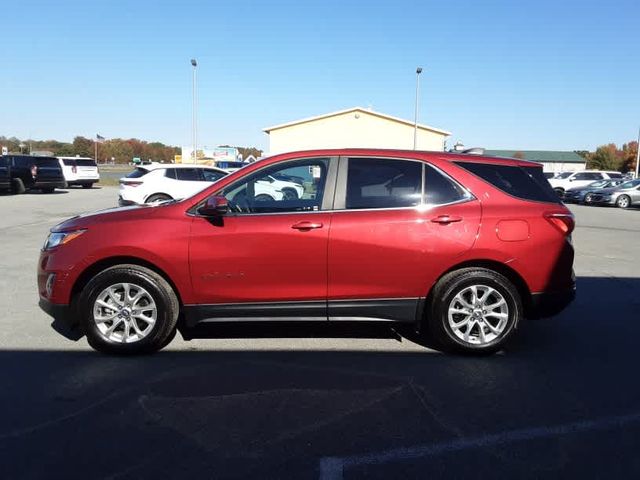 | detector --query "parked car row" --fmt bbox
[546,170,640,209]
[118,163,305,206]
[0,155,100,194]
